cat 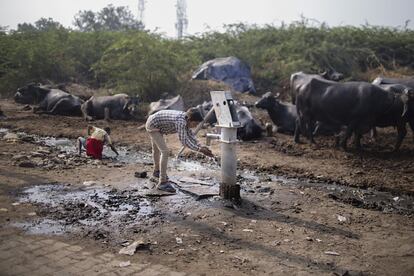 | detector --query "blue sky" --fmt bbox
[0,0,413,37]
